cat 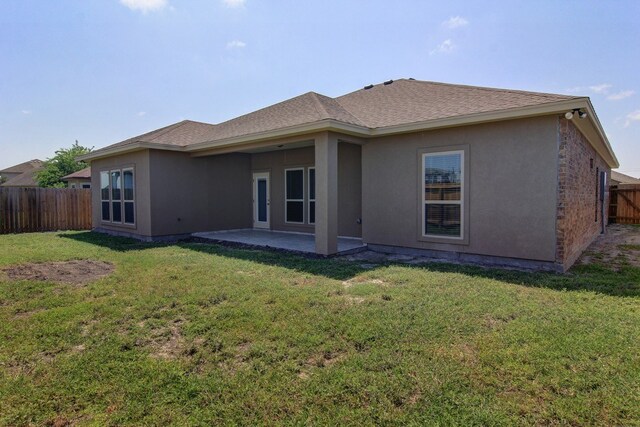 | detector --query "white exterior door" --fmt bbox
[253,172,270,229]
